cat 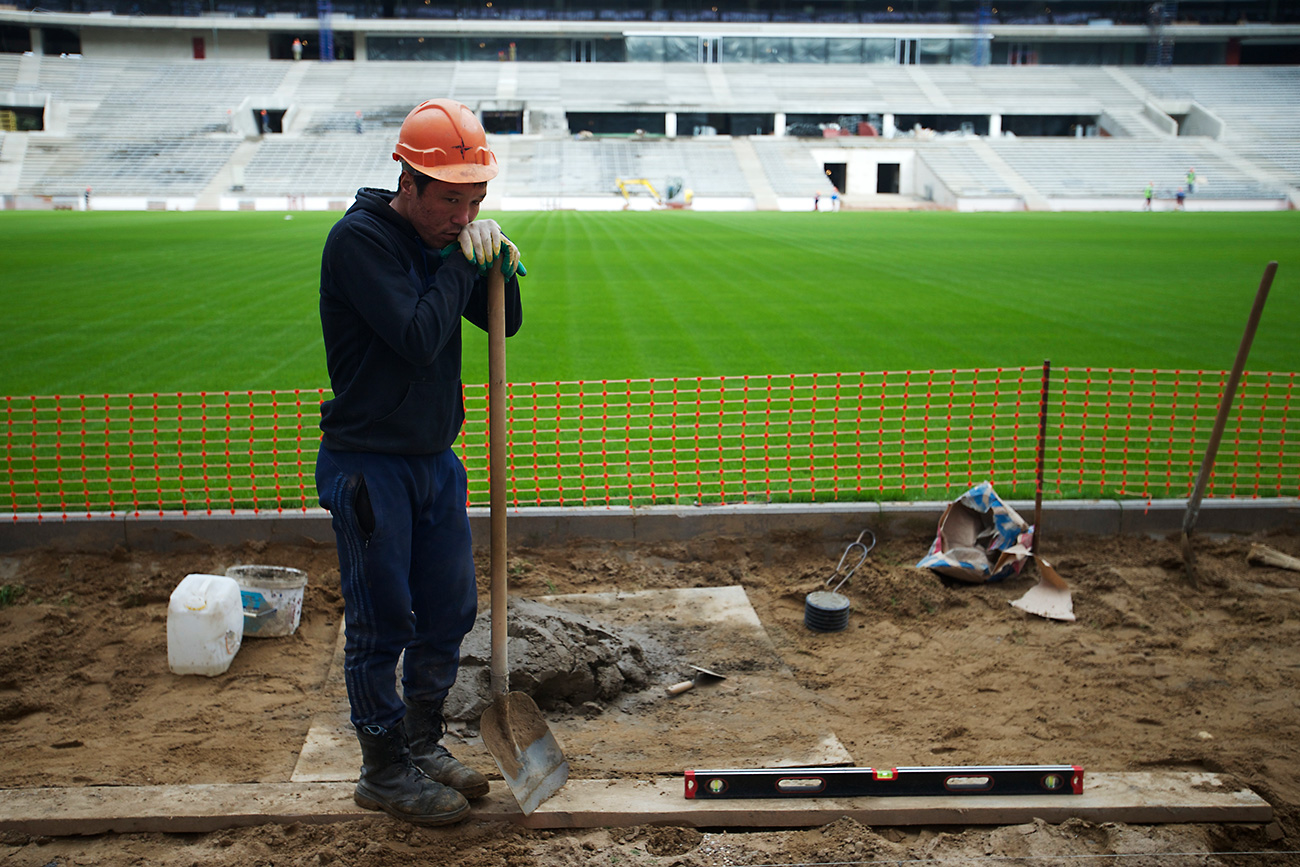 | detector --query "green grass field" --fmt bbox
[2,209,1298,398]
